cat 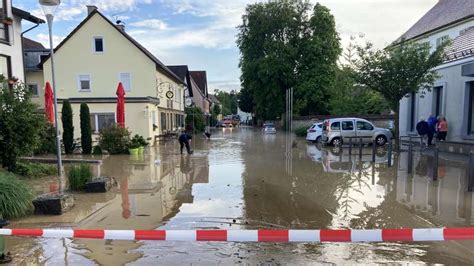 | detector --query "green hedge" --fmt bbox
[294,125,311,137]
[14,162,56,178]
[0,172,34,219]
